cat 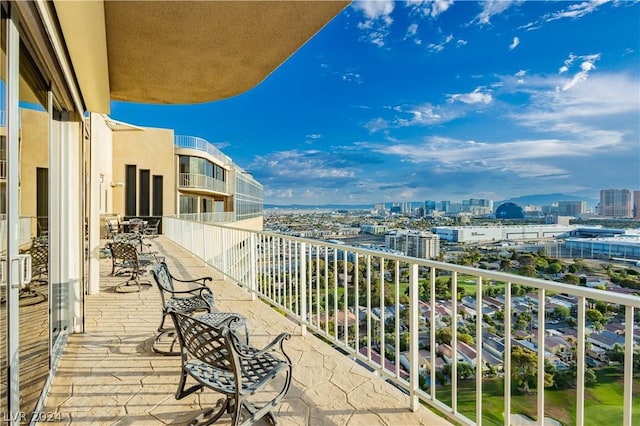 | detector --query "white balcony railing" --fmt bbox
[174,135,231,165]
[178,172,229,194]
[164,216,639,426]
[175,212,235,224]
